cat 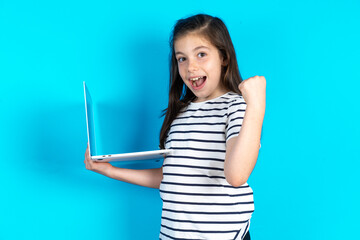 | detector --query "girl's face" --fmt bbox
[174,33,227,103]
